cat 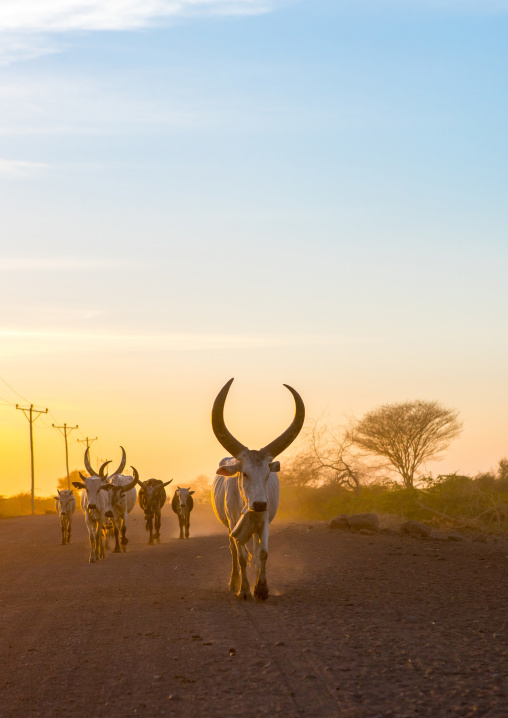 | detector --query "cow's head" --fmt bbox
[212,378,305,512]
[54,489,74,512]
[100,472,138,515]
[72,474,107,515]
[135,469,172,514]
[174,487,194,517]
